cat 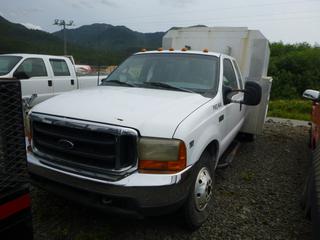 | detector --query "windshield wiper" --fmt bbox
[142,81,195,93]
[102,79,136,87]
